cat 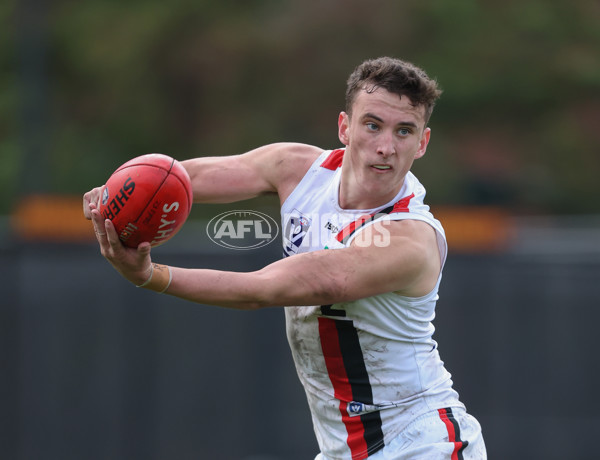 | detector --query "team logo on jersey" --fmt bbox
[347,401,366,416]
[283,210,311,257]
